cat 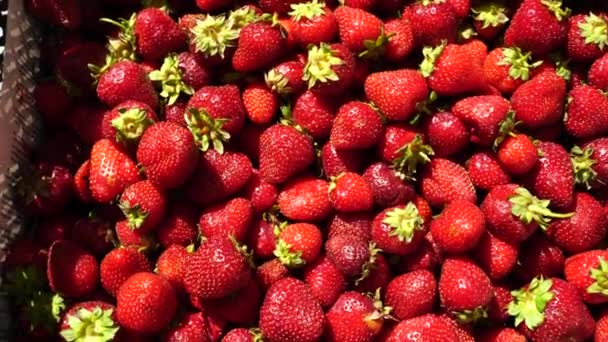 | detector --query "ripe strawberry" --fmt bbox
[335,6,387,57]
[69,103,107,145]
[355,253,392,293]
[97,60,159,110]
[59,301,119,342]
[33,80,72,126]
[364,69,428,122]
[256,258,289,290]
[476,327,526,342]
[260,278,325,342]
[302,43,355,96]
[100,247,152,297]
[384,18,414,63]
[490,285,518,323]
[277,175,333,222]
[385,269,436,321]
[564,84,608,139]
[567,13,608,62]
[116,272,178,334]
[425,112,469,157]
[47,240,98,298]
[398,236,441,273]
[526,141,575,210]
[17,160,74,216]
[184,235,252,299]
[439,257,493,323]
[508,277,594,342]
[325,234,371,277]
[466,151,511,191]
[572,138,608,189]
[25,0,81,29]
[187,149,253,206]
[134,8,186,62]
[204,278,262,325]
[156,203,199,248]
[328,211,373,241]
[589,53,608,90]
[72,213,115,256]
[483,47,543,94]
[242,82,279,125]
[118,180,166,233]
[451,95,511,147]
[196,0,233,11]
[322,142,367,178]
[496,134,538,175]
[385,314,459,342]
[275,223,323,267]
[330,101,383,150]
[597,311,608,341]
[329,172,373,212]
[420,158,477,208]
[259,124,315,184]
[504,0,571,55]
[303,255,346,308]
[564,250,608,304]
[258,0,302,13]
[247,218,277,260]
[156,244,191,295]
[473,231,518,281]
[232,19,286,72]
[199,197,253,242]
[325,291,389,342]
[431,200,486,254]
[89,139,140,203]
[376,125,431,178]
[240,169,279,214]
[403,0,458,46]
[289,1,338,48]
[265,59,306,96]
[163,312,210,342]
[102,101,156,145]
[291,90,338,140]
[371,199,431,255]
[222,328,261,342]
[512,71,566,129]
[513,232,565,282]
[471,2,510,41]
